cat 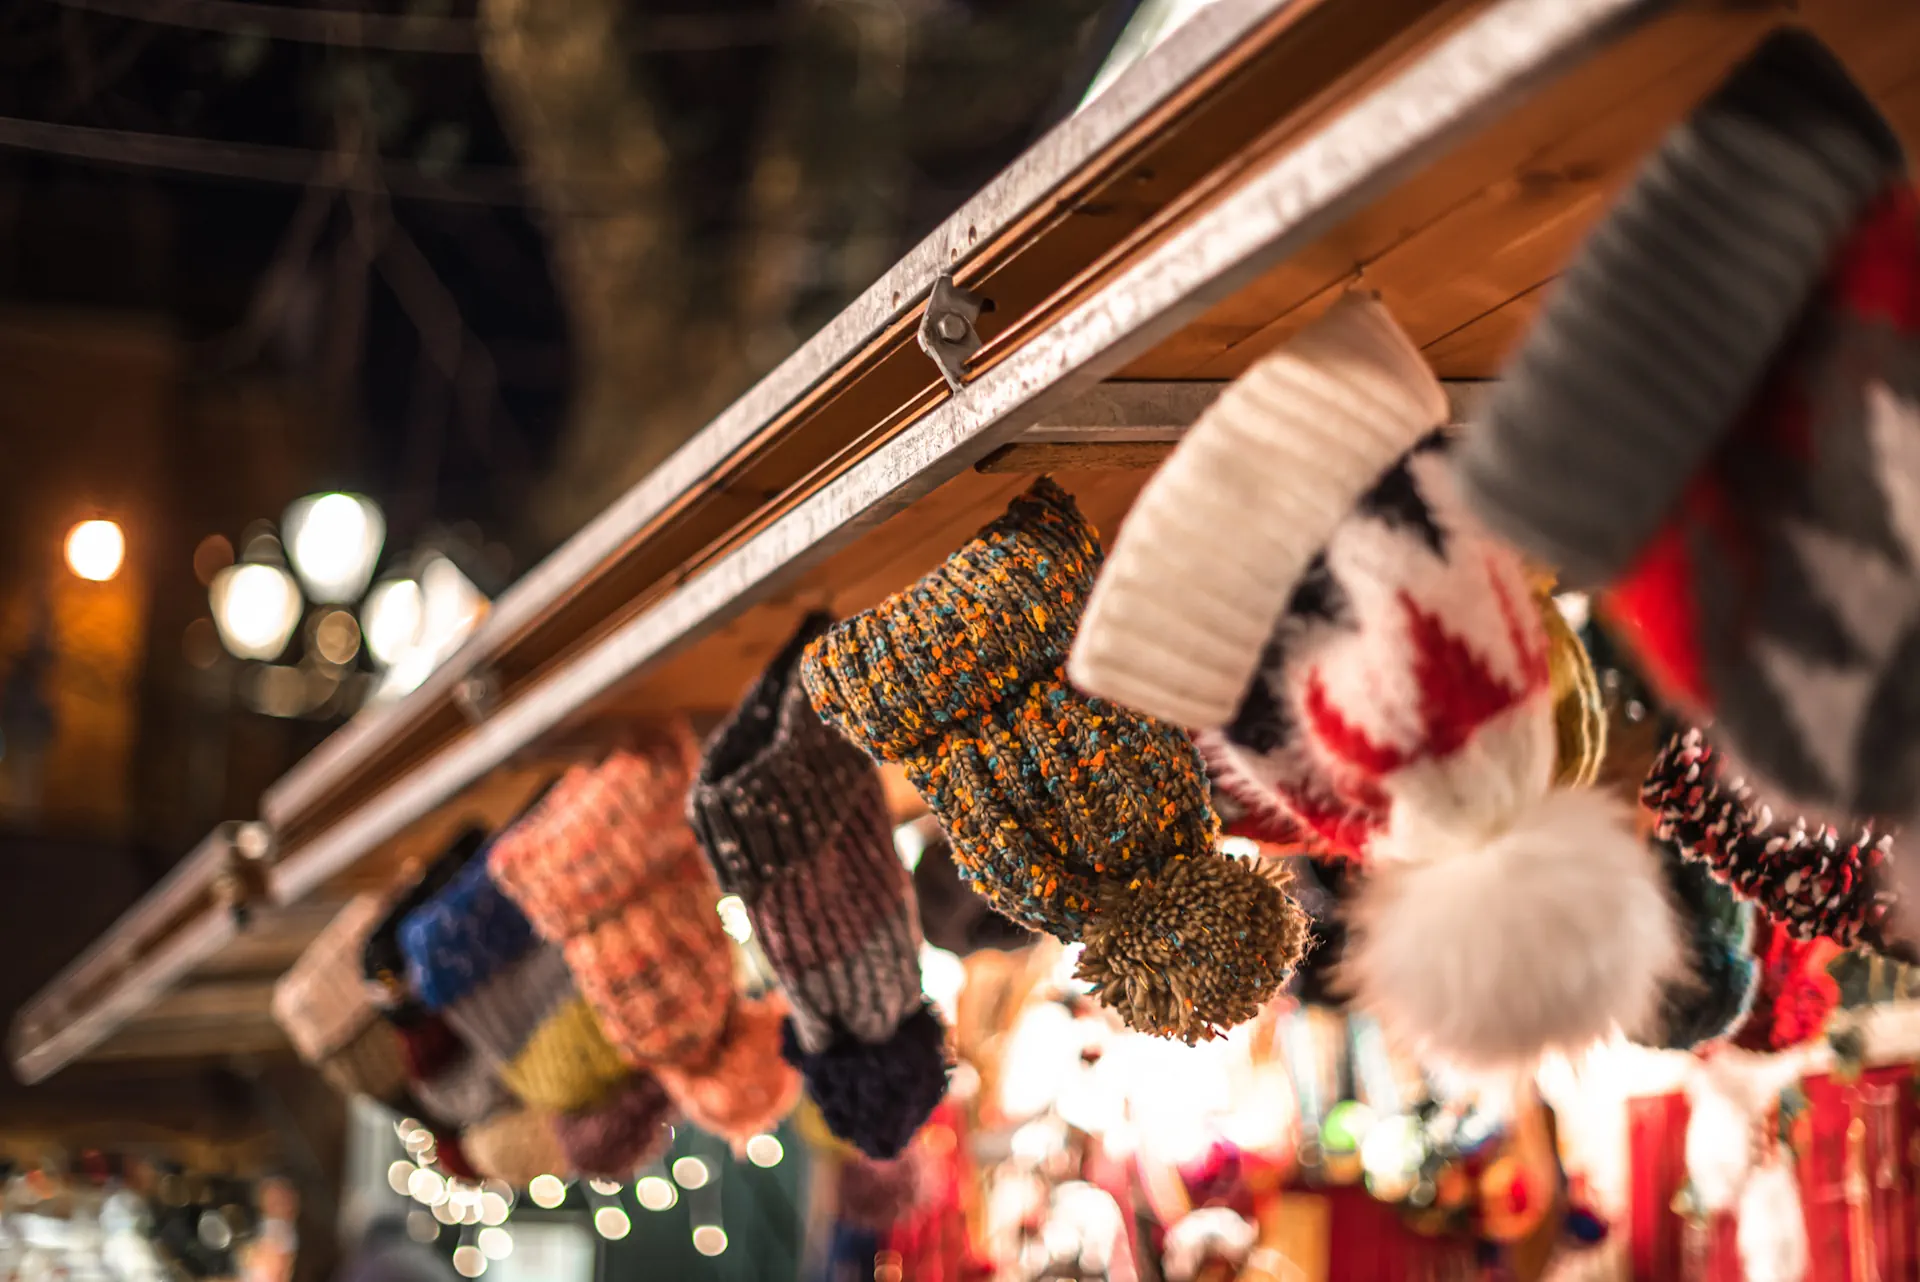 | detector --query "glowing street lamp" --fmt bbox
[65,519,125,582]
[210,562,303,661]
[282,493,385,604]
